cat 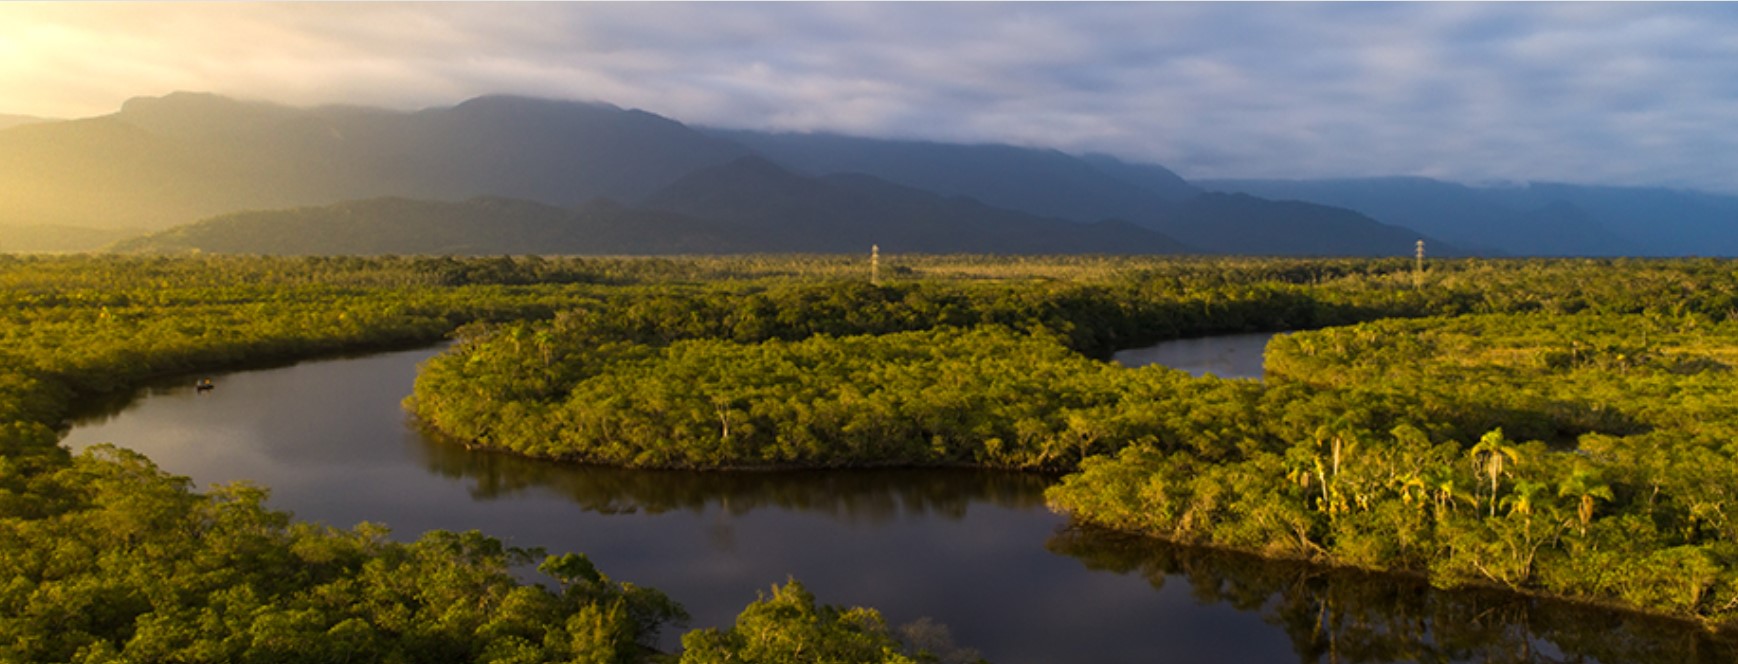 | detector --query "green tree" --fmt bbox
[680,580,924,664]
[1469,429,1521,518]
[1557,463,1615,537]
